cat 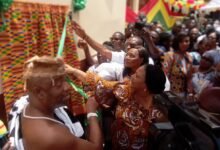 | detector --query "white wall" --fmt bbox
[75,0,126,59]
